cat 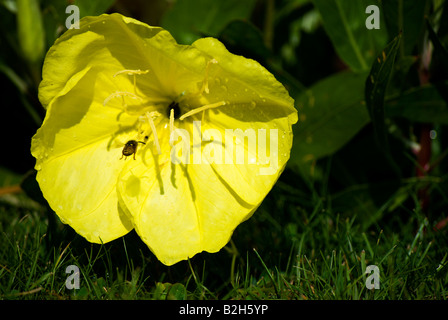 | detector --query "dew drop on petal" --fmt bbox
[249,101,256,110]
